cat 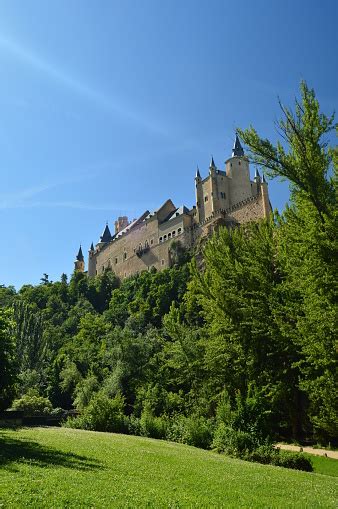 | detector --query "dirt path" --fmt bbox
[275,443,338,459]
